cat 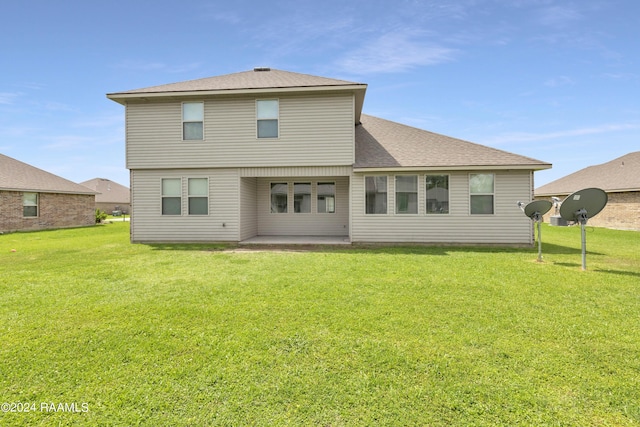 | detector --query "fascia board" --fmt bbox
[353,164,552,173]
[107,85,367,104]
